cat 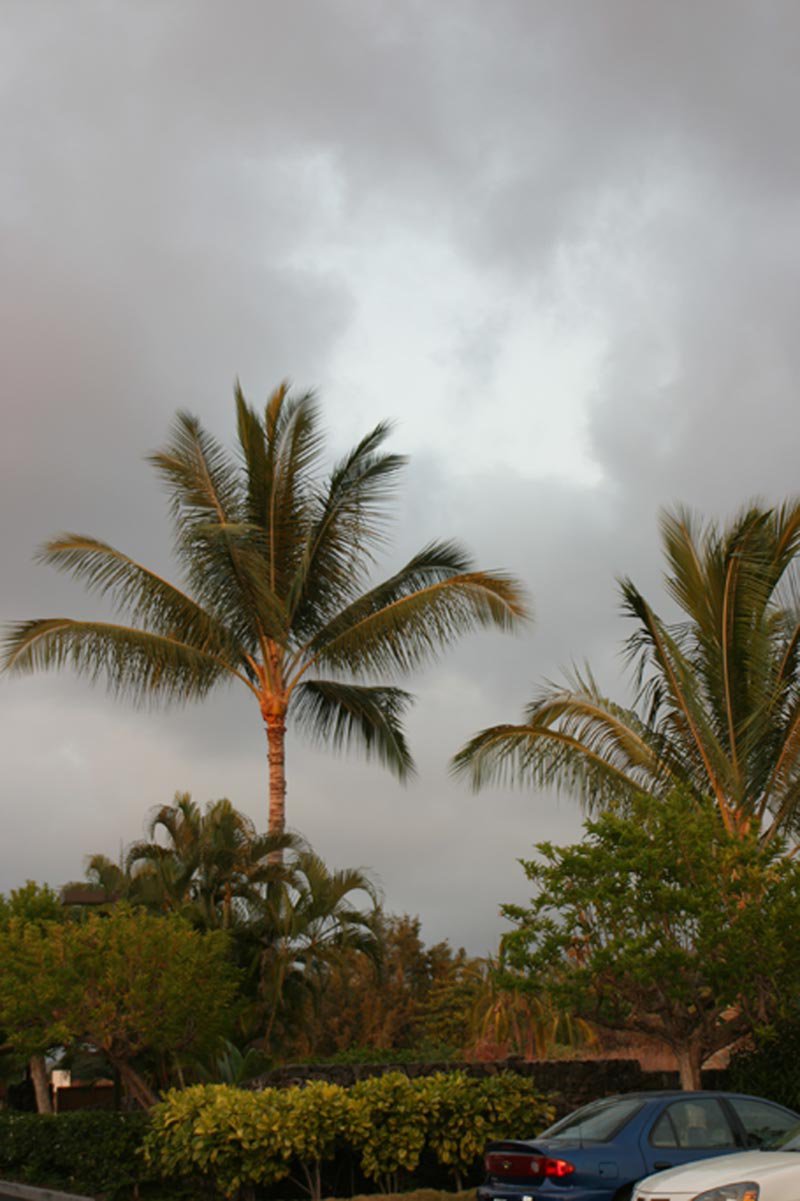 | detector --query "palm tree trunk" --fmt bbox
[29,1055,52,1114]
[265,714,287,849]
